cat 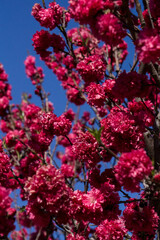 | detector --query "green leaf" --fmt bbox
[19,206,26,212]
[87,127,104,143]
